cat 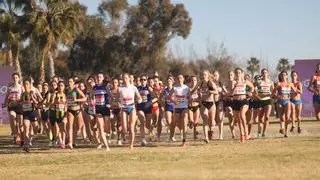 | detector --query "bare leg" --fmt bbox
[67,113,75,148]
[129,110,137,150]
